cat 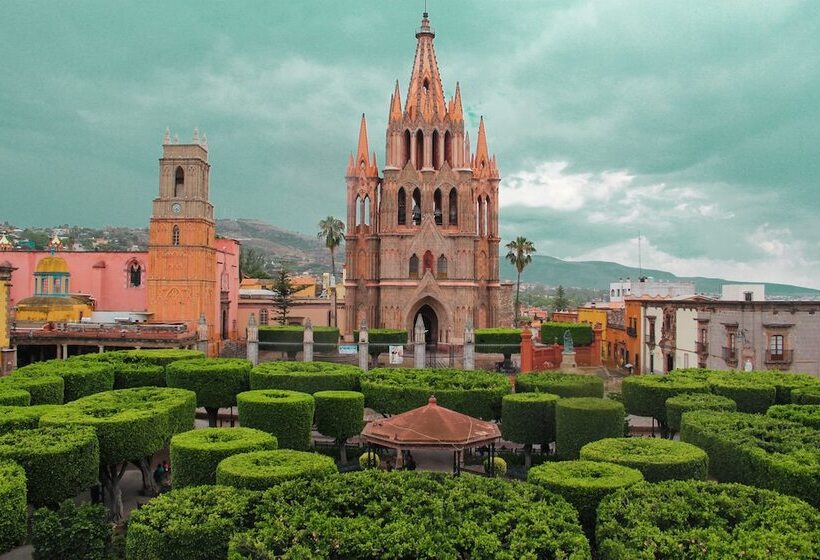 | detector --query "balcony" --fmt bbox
[696,341,709,355]
[626,327,637,337]
[765,349,793,365]
[722,346,737,365]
